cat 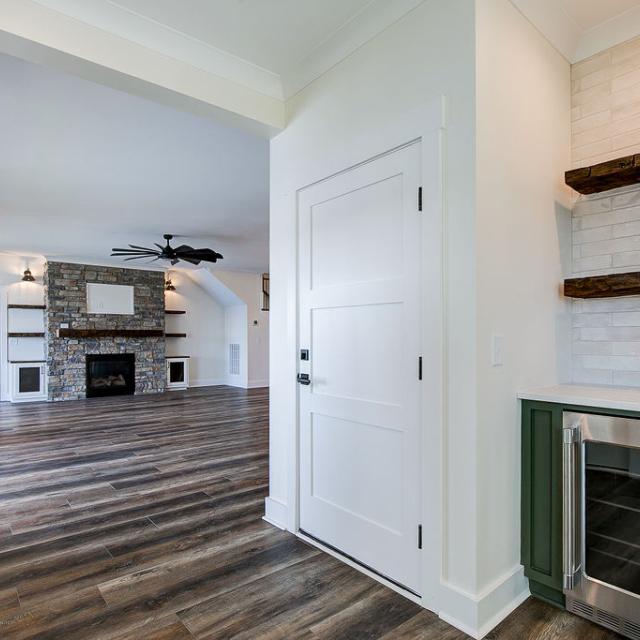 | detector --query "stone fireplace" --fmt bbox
[45,262,166,401]
[86,353,135,398]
